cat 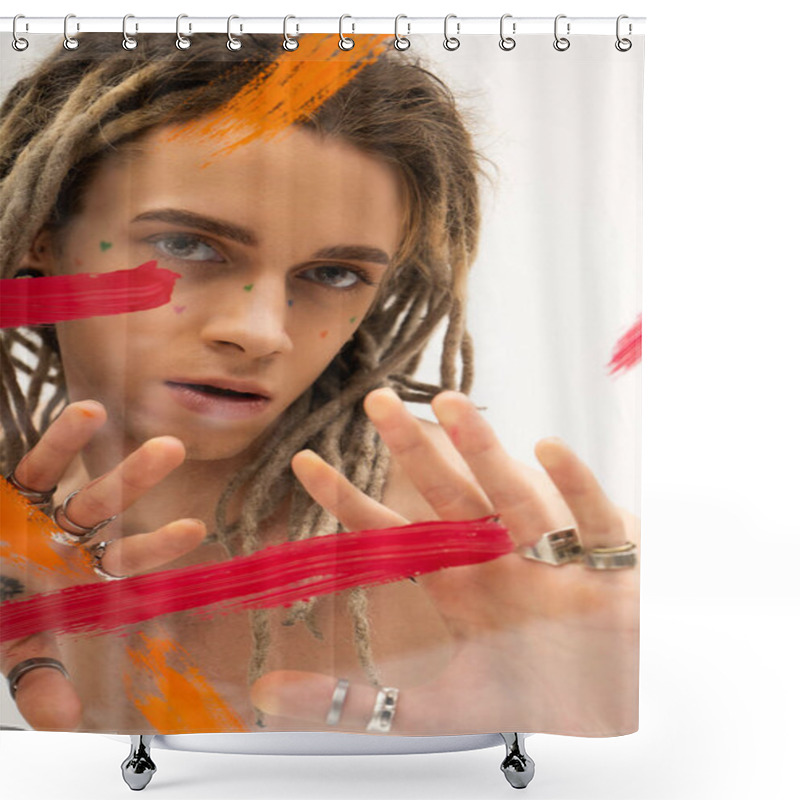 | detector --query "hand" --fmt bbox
[1,401,206,730]
[252,388,640,735]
